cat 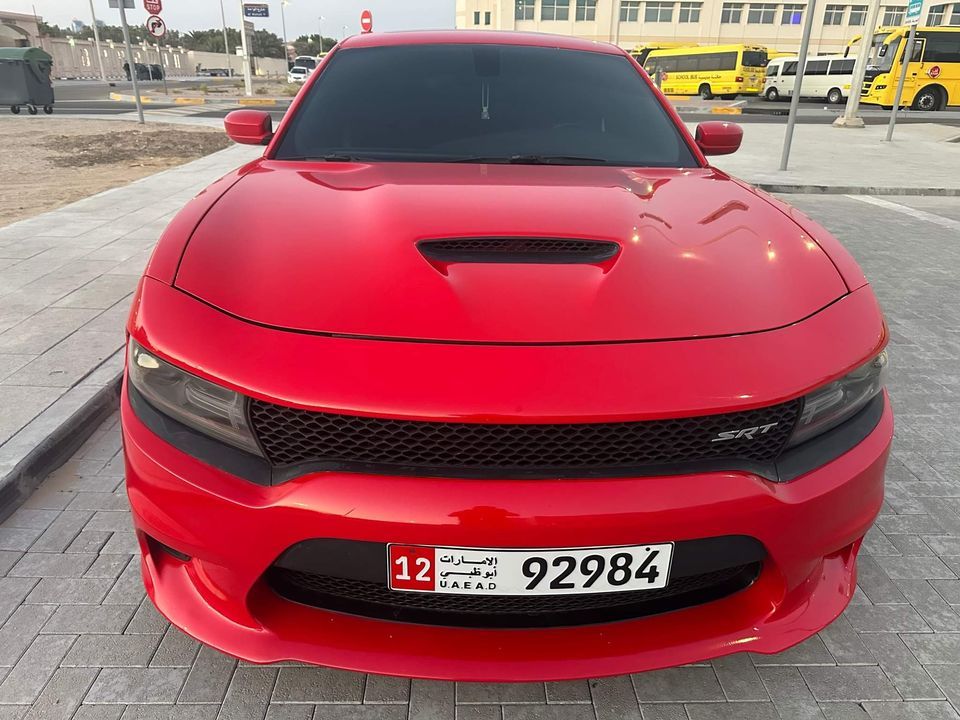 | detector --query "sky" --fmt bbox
[10,0,454,41]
